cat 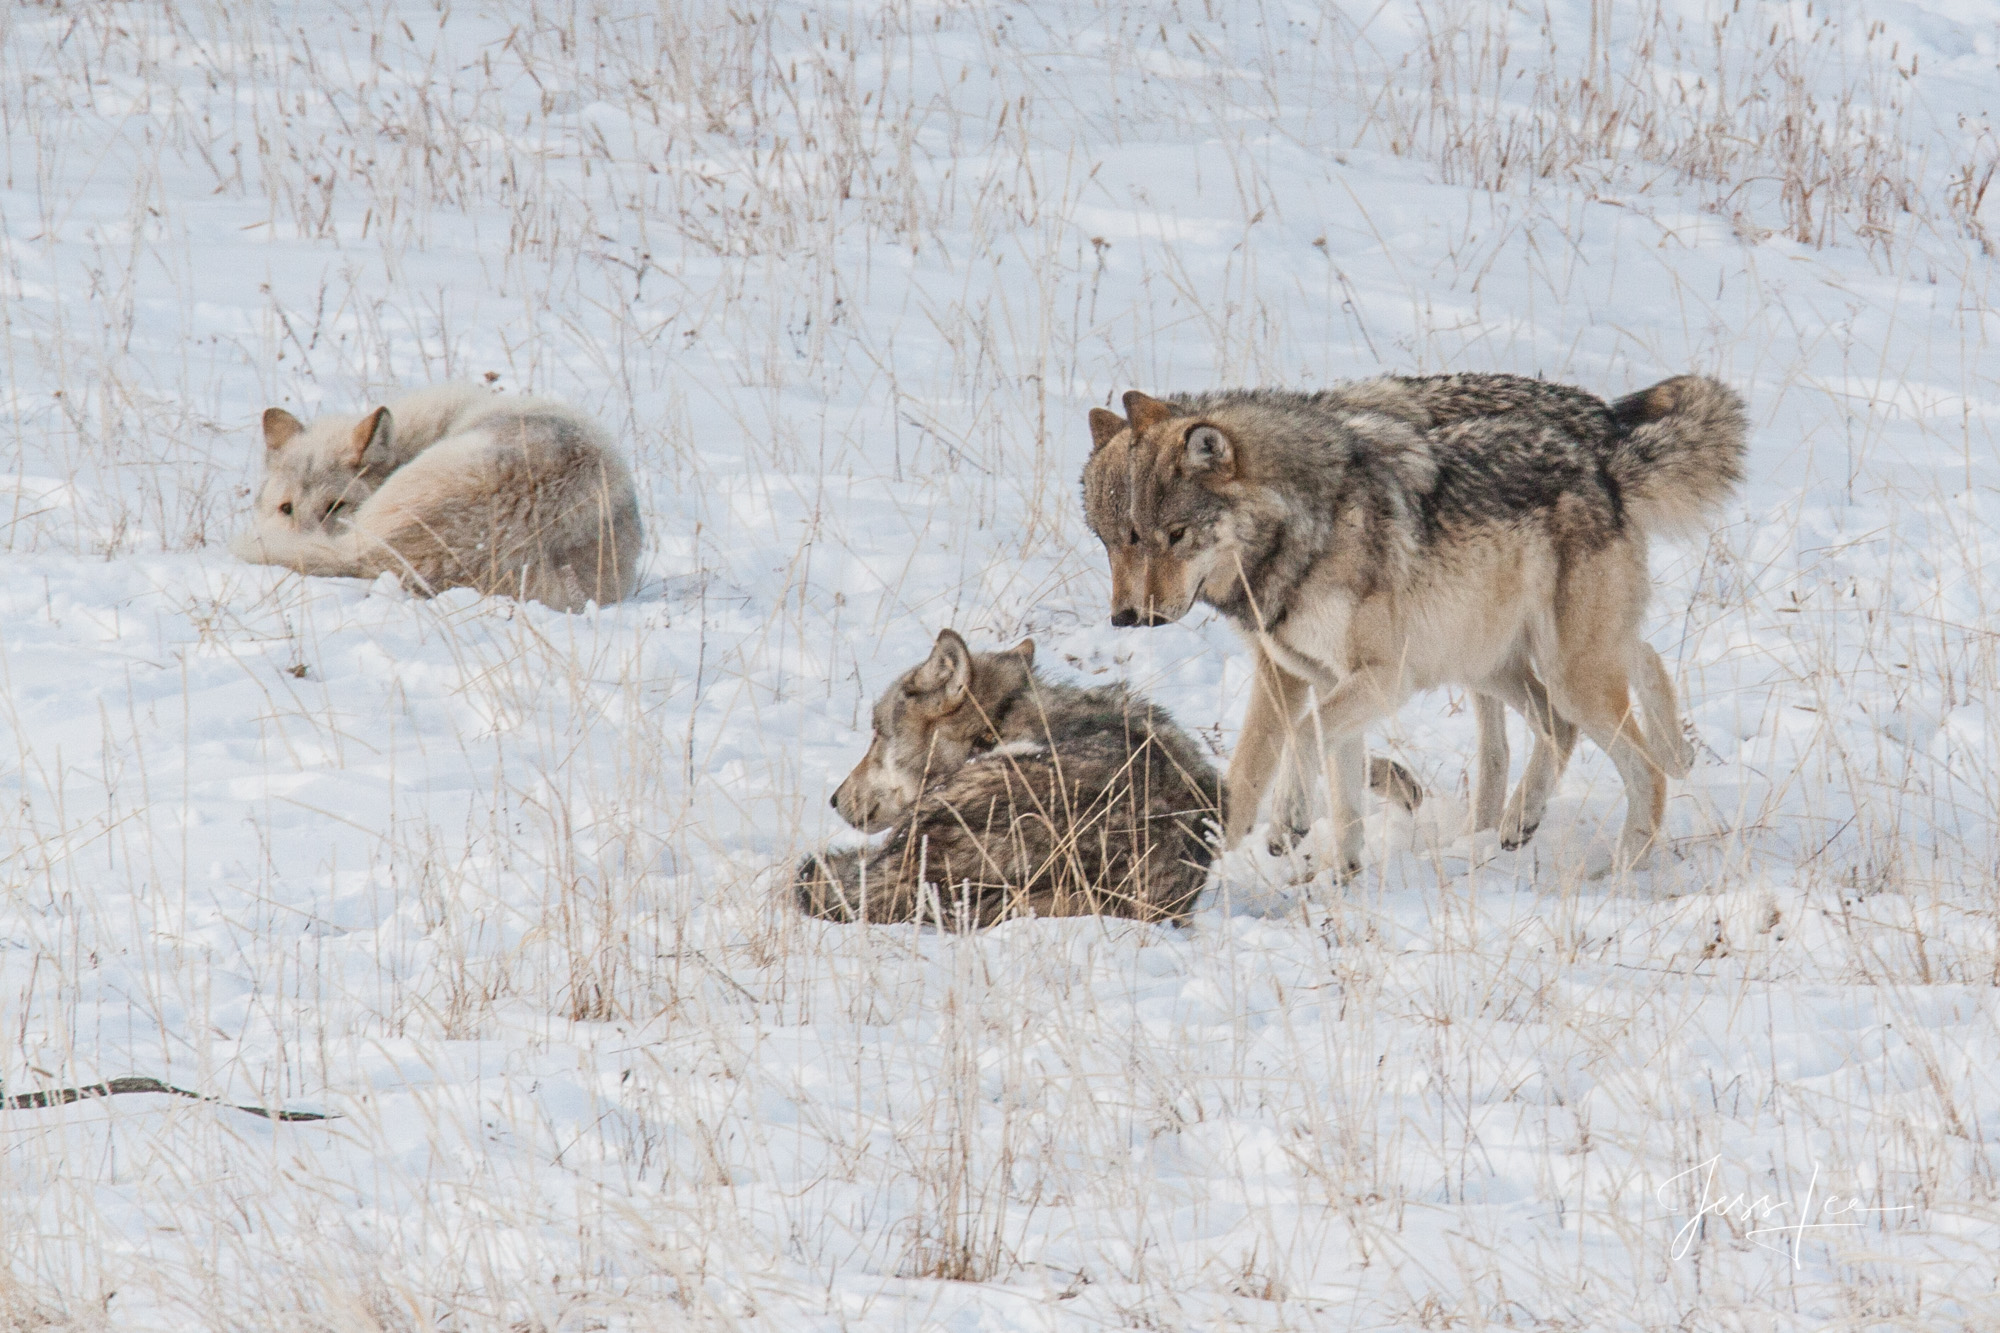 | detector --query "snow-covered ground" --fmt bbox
[3,1,1998,1326]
